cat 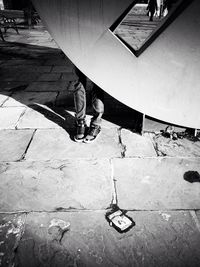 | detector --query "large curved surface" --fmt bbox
[32,0,200,128]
